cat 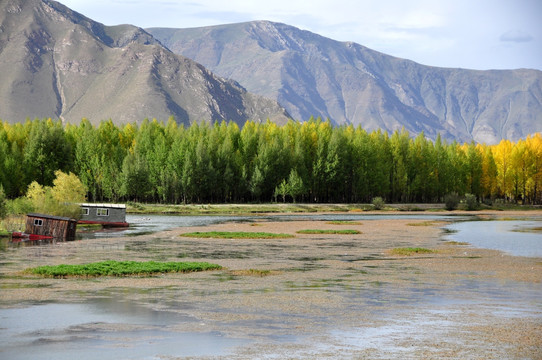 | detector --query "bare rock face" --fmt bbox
[149,21,542,143]
[0,0,289,126]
